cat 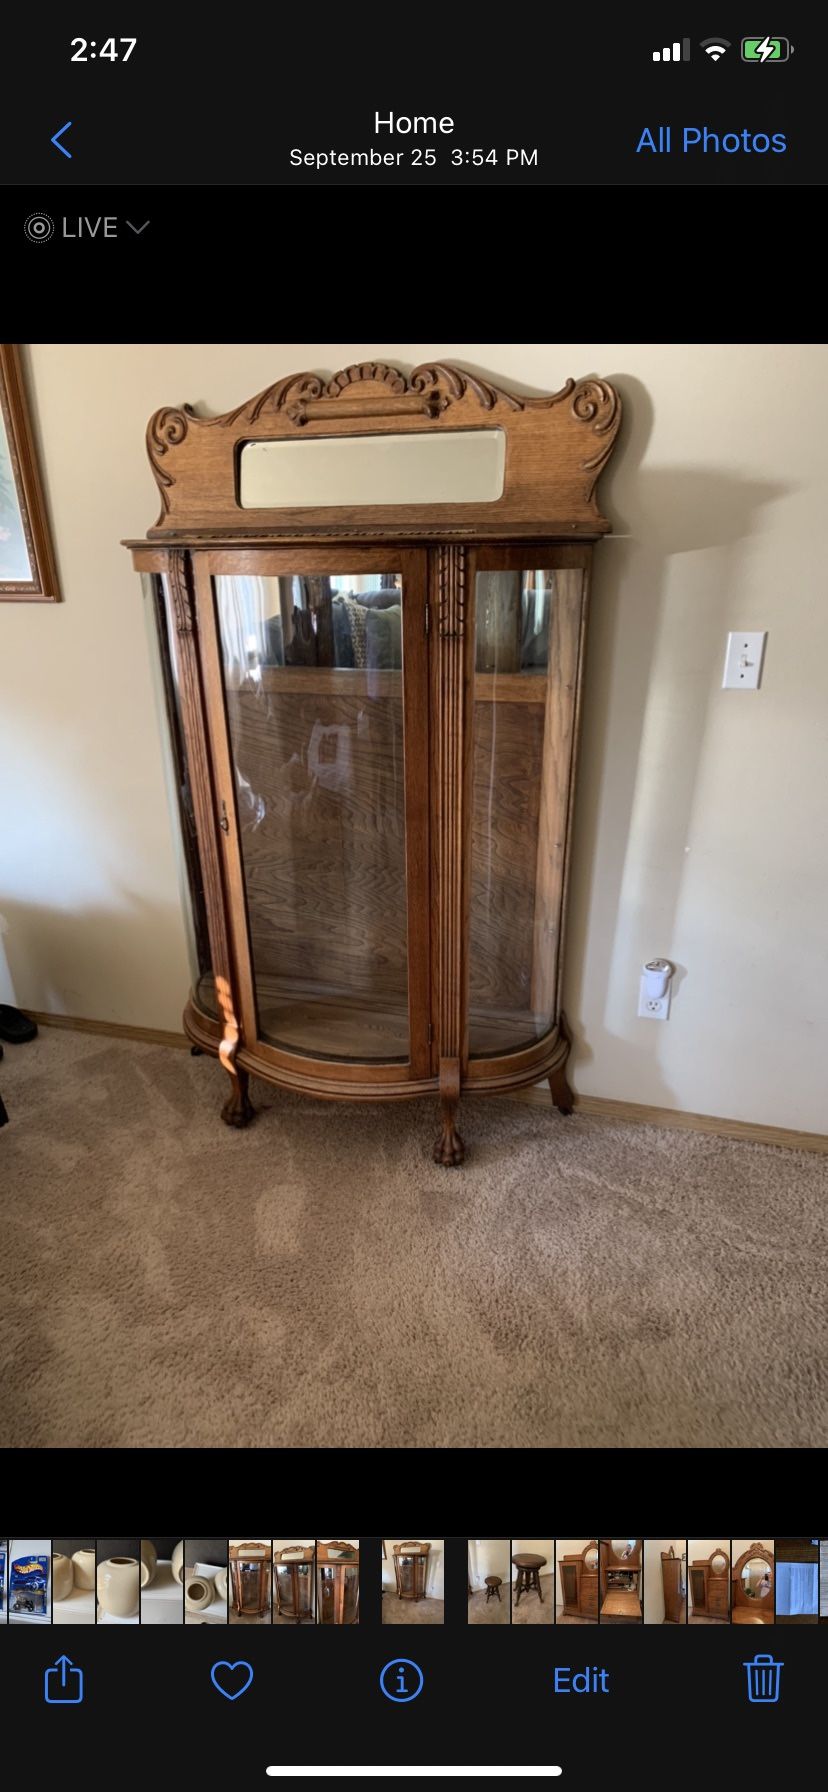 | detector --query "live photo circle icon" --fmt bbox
[24,212,54,244]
